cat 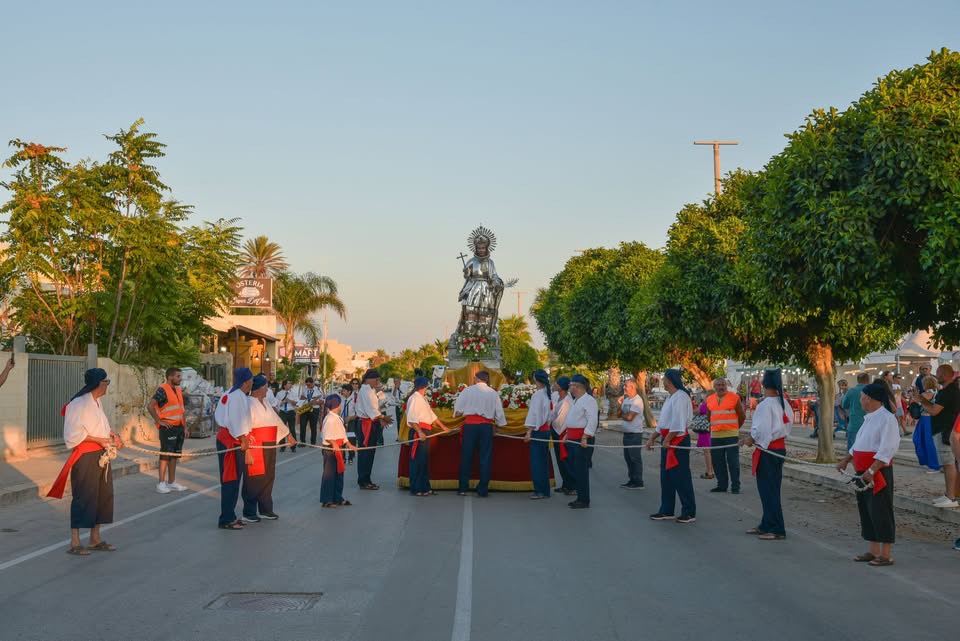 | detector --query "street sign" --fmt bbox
[232,278,272,309]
